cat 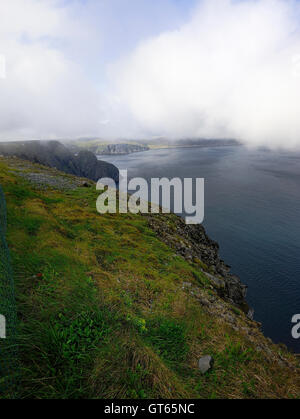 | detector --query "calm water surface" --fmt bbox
[103,146,300,351]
